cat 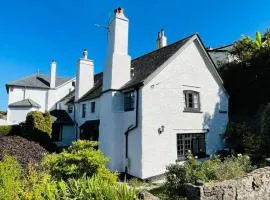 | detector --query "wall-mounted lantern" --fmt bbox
[158,125,165,134]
